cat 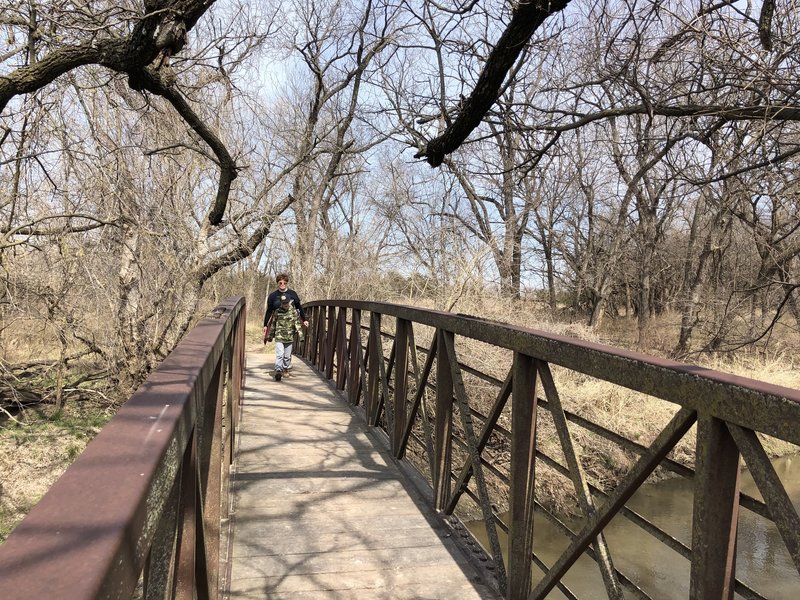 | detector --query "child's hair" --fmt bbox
[276,272,289,283]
